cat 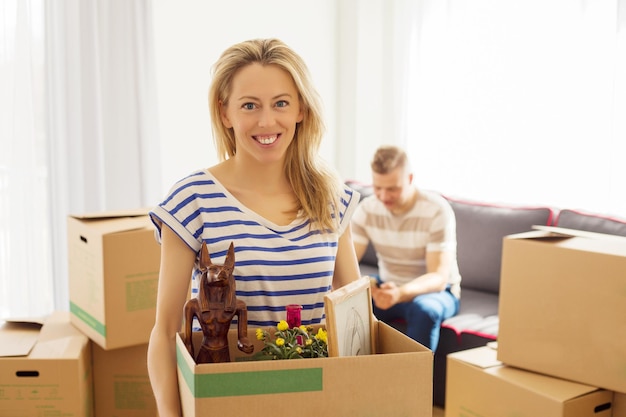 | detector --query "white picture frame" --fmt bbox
[324,277,376,357]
